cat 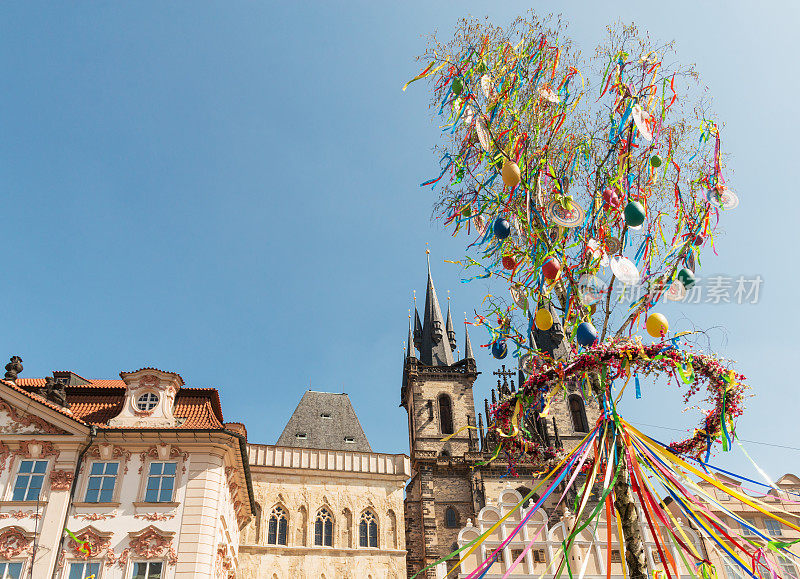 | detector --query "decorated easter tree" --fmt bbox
[405,15,763,579]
